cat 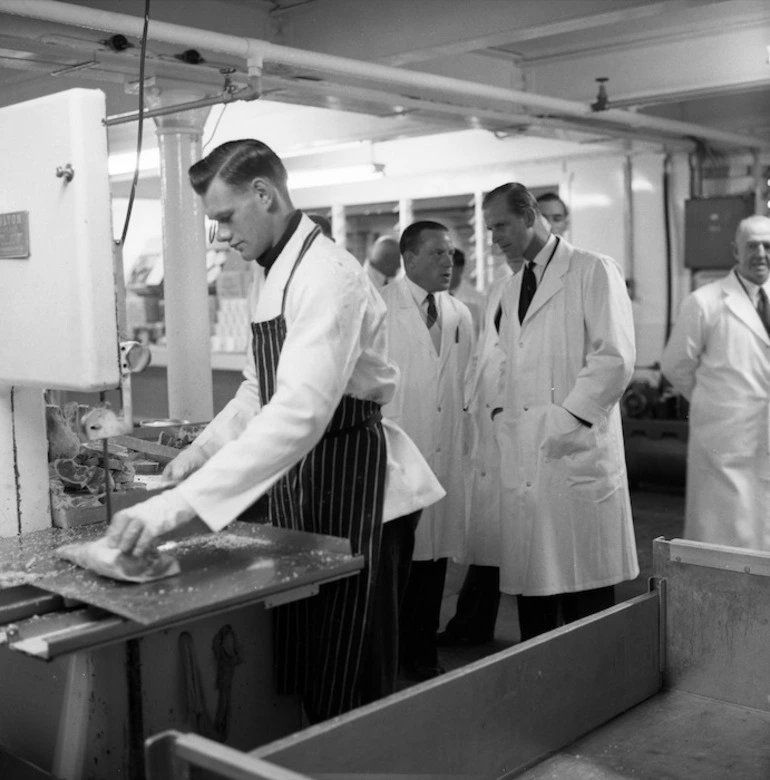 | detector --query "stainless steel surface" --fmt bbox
[655,537,770,712]
[0,522,362,628]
